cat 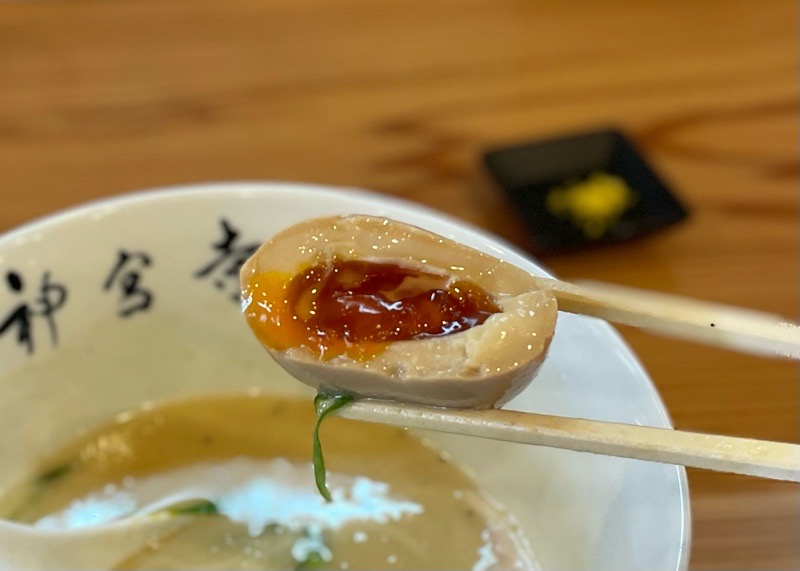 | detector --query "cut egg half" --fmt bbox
[240,215,557,408]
